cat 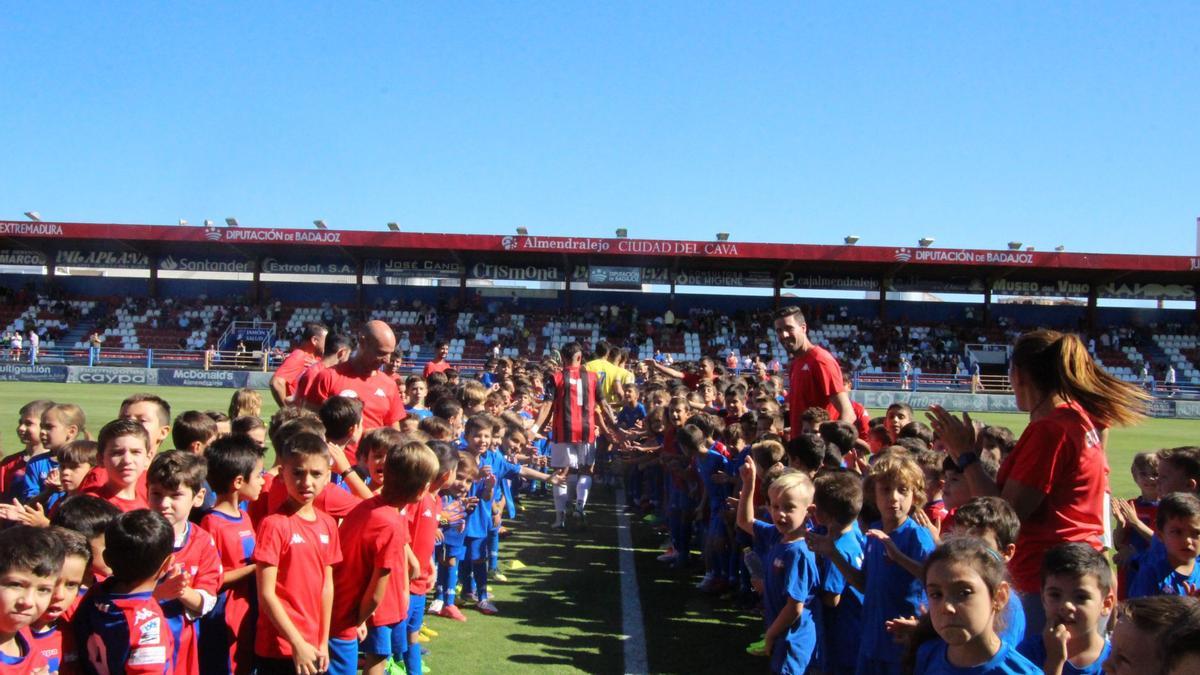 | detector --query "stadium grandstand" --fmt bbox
[1,219,1199,400]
